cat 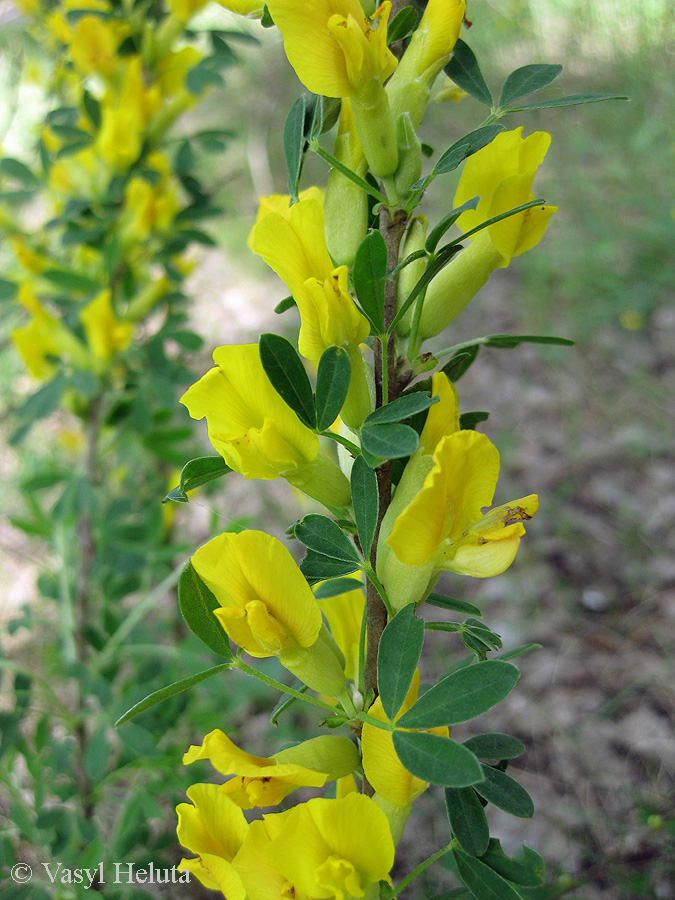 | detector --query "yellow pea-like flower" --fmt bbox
[80,290,133,364]
[183,730,359,808]
[213,0,263,14]
[266,0,399,176]
[418,128,557,340]
[181,343,351,505]
[166,0,209,23]
[264,793,395,899]
[387,0,466,127]
[192,530,347,696]
[69,16,125,76]
[383,430,538,609]
[249,194,372,428]
[176,784,248,898]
